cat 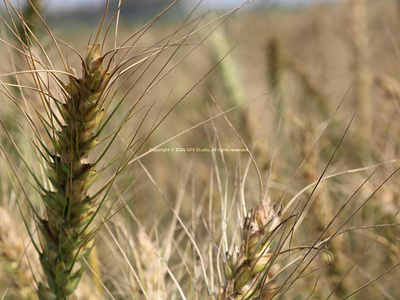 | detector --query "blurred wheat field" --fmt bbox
[1,0,400,299]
